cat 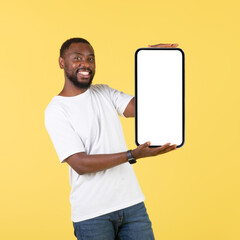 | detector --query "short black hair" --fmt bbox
[60,38,92,57]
